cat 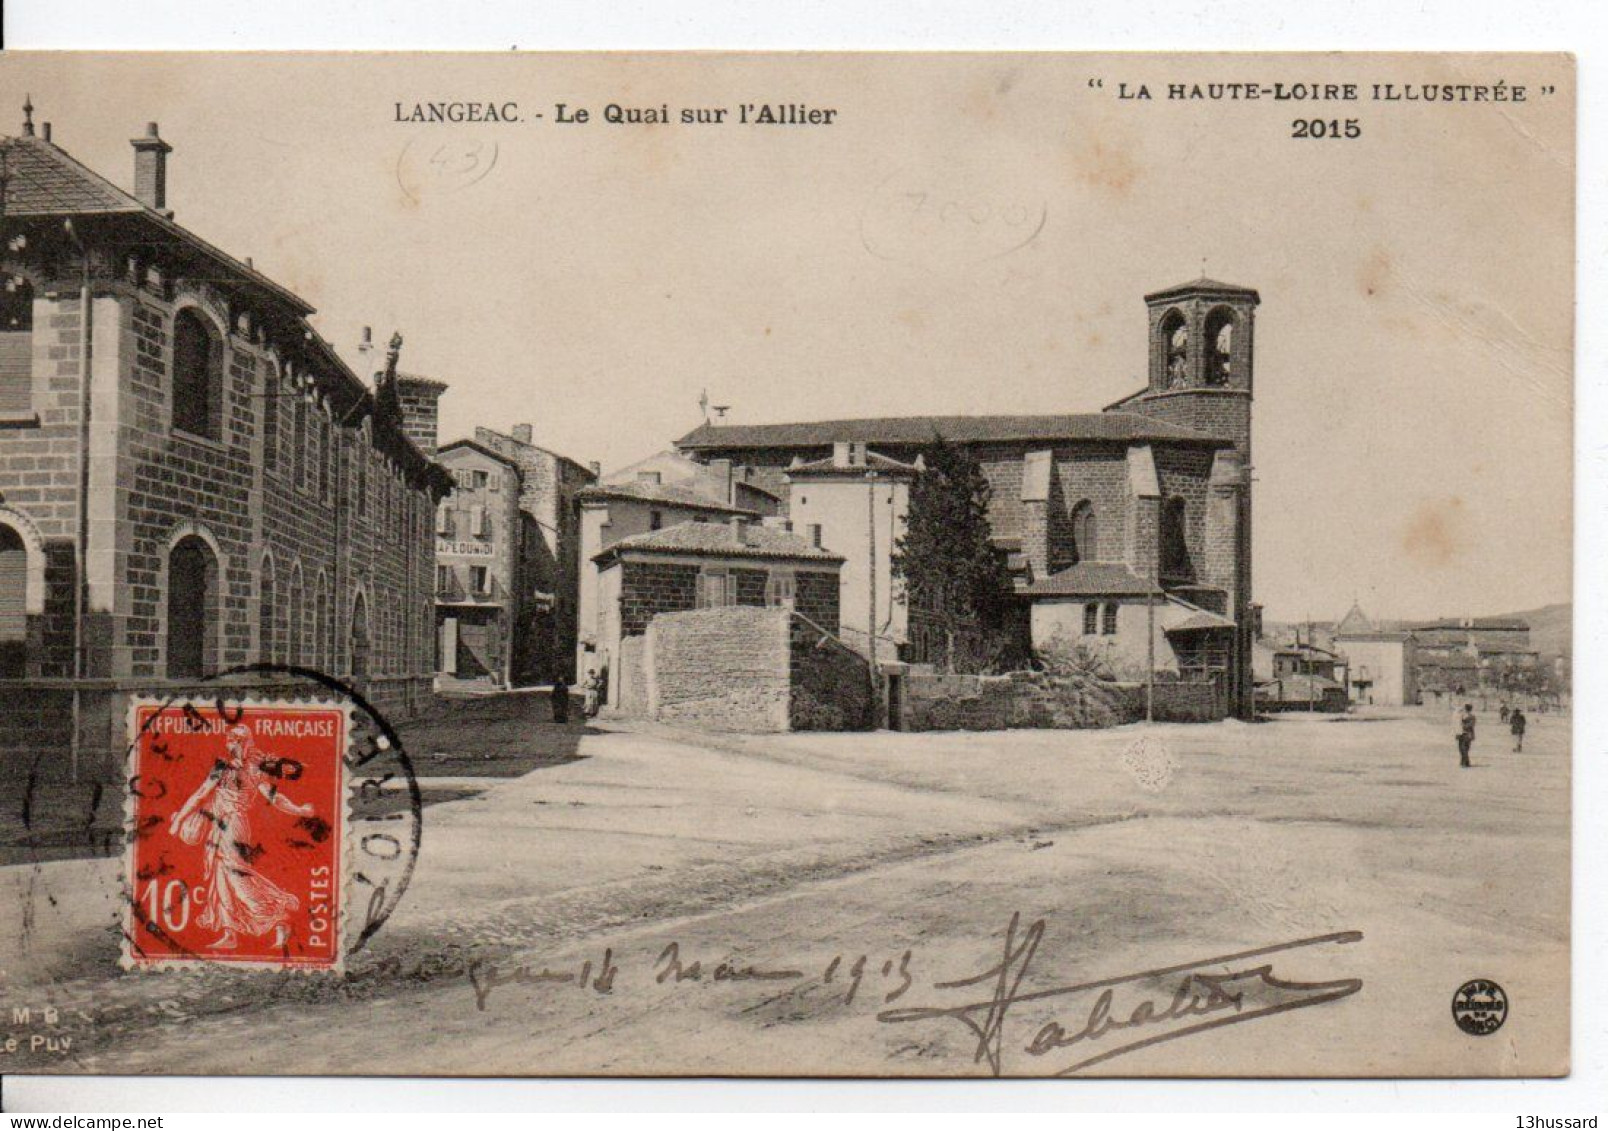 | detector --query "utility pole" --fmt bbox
[1146,580,1156,723]
[866,467,880,687]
